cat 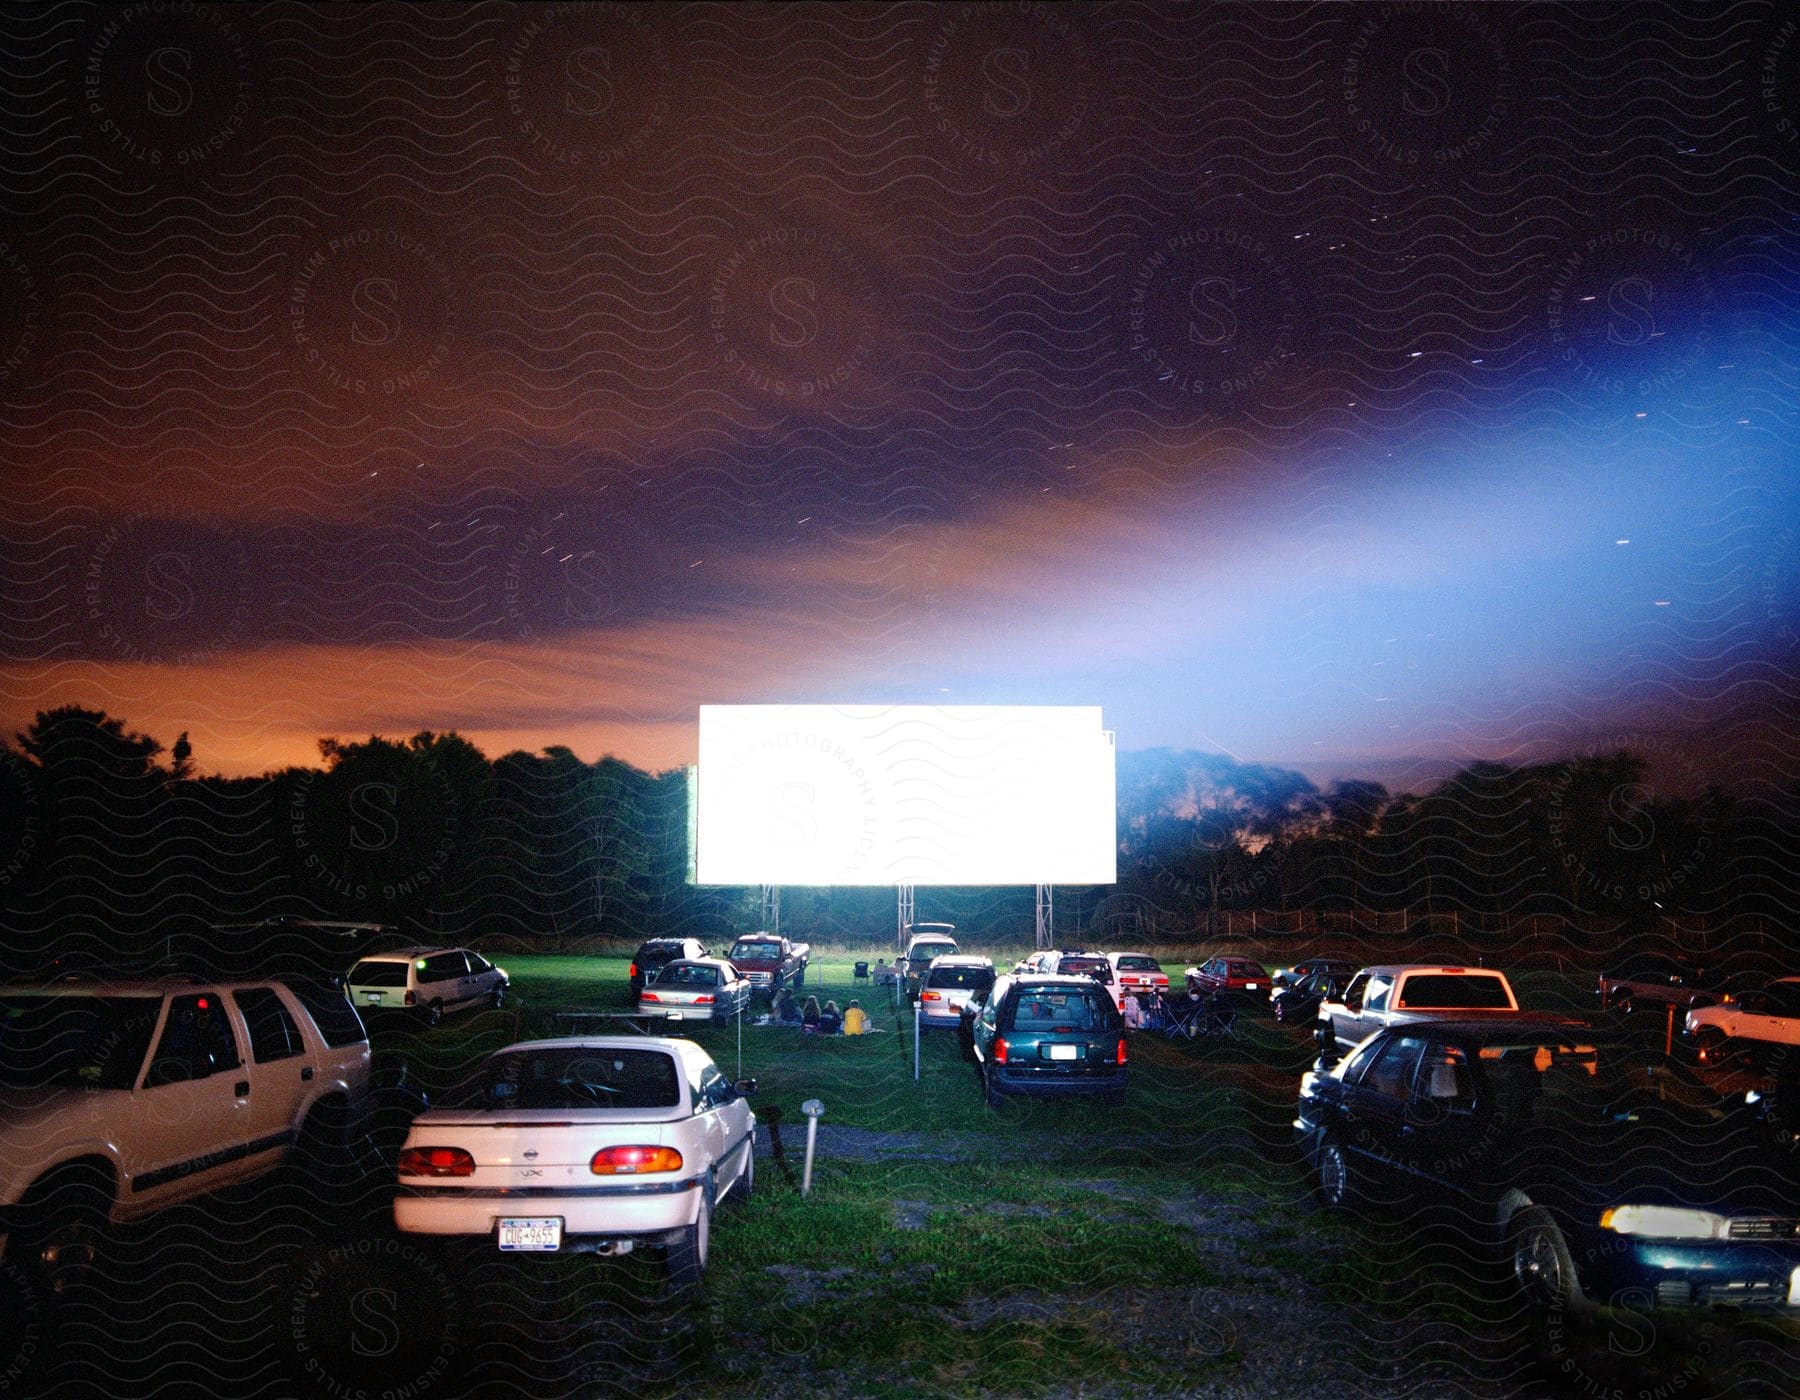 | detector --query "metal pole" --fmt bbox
[736,1001,742,1080]
[800,1098,824,1196]
[914,1001,921,1082]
